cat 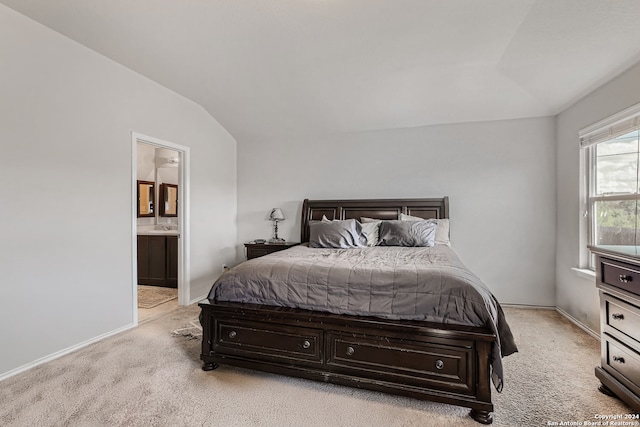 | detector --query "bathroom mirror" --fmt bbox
[137,180,155,217]
[160,183,178,217]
